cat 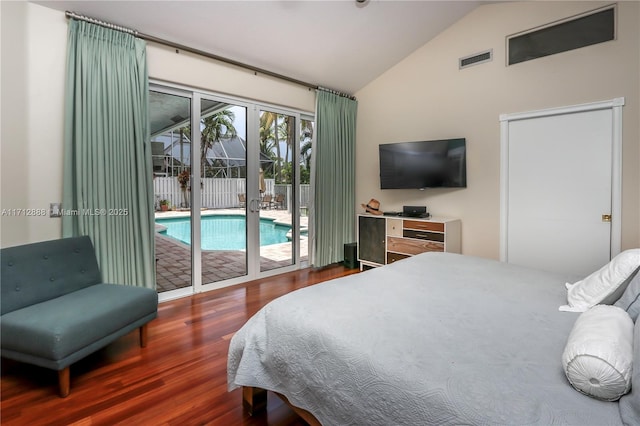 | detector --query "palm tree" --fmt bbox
[279,117,315,185]
[200,110,237,177]
[282,116,296,184]
[259,116,277,178]
[181,109,238,177]
[259,114,315,184]
[300,140,312,174]
[300,119,313,184]
[260,112,282,182]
